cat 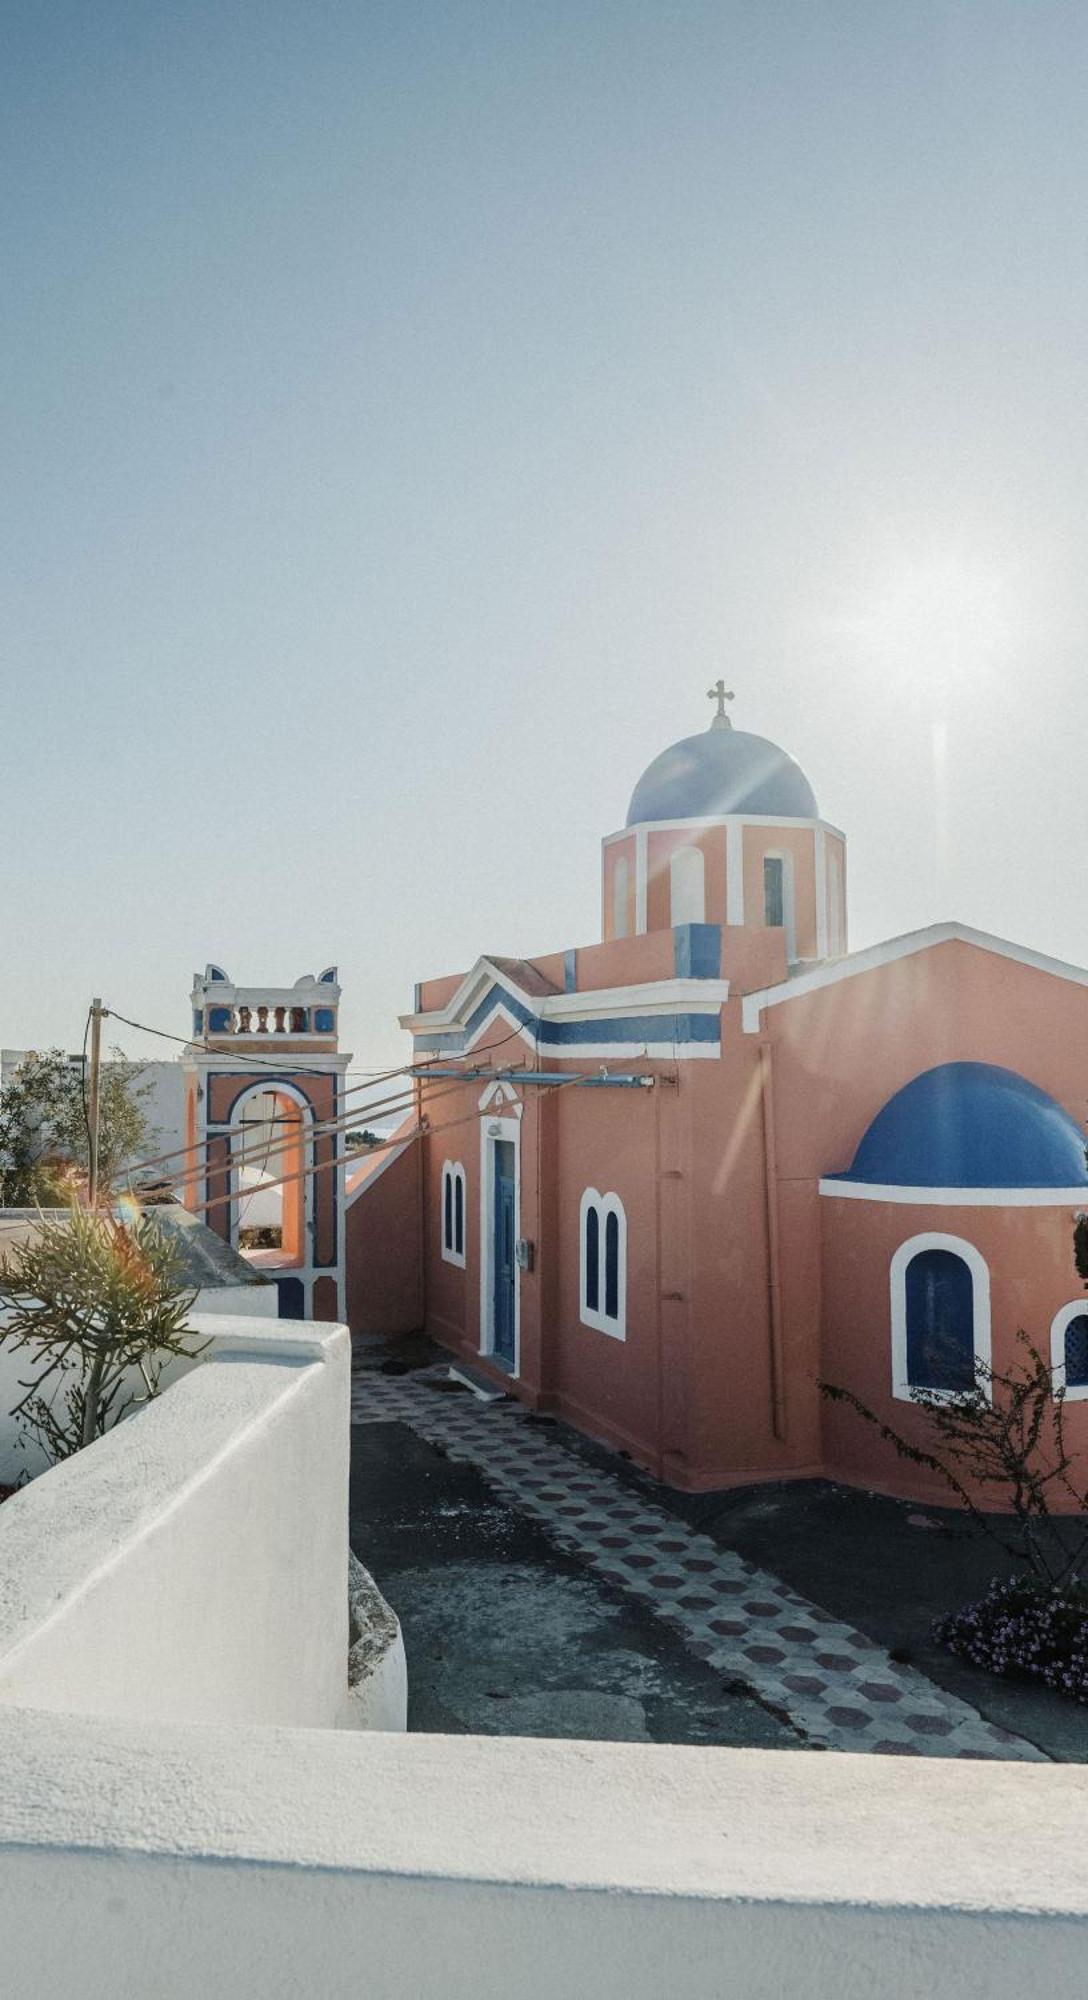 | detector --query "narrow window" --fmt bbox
[441,1162,466,1267]
[585,1203,599,1313]
[604,1210,619,1320]
[612,855,630,940]
[670,845,705,926]
[905,1248,975,1392]
[580,1189,626,1339]
[764,855,785,928]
